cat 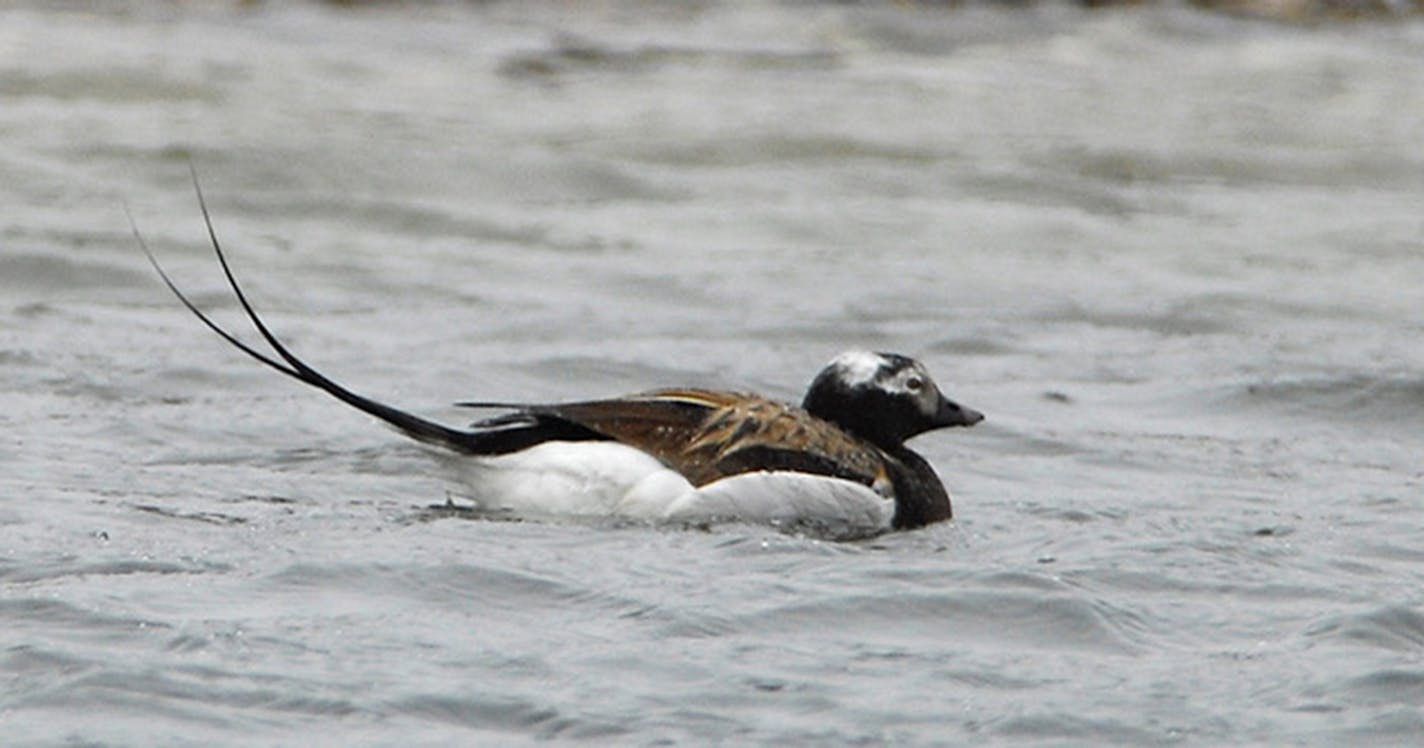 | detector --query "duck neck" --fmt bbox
[886,446,952,529]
